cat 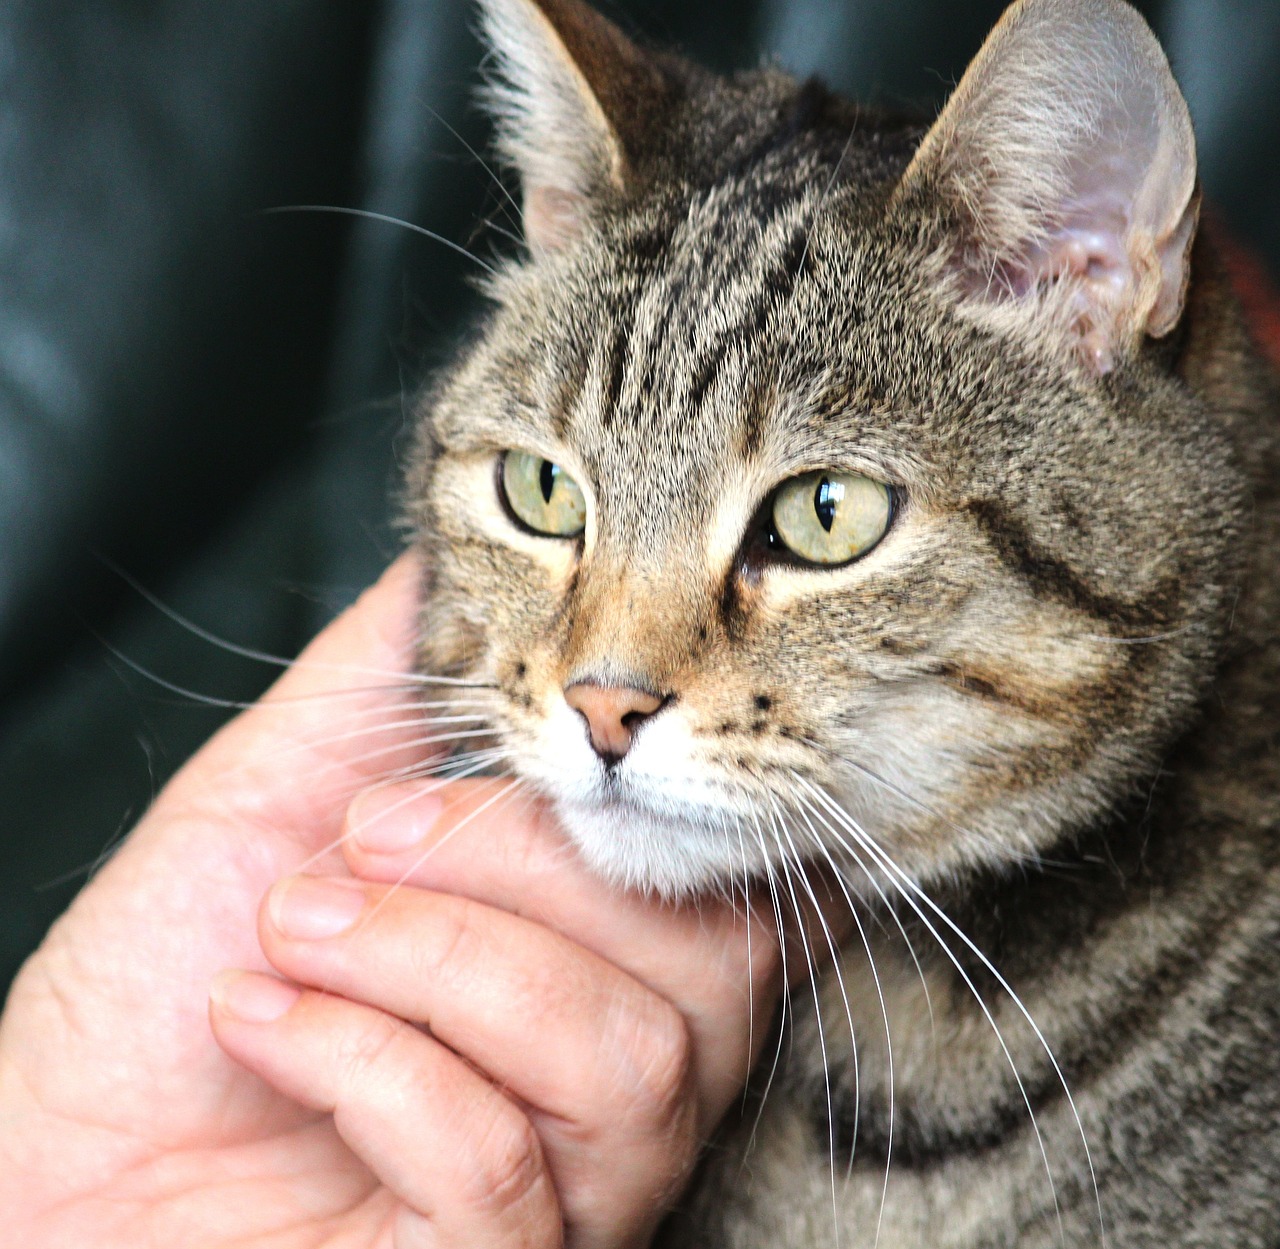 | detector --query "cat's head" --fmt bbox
[408,0,1244,898]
